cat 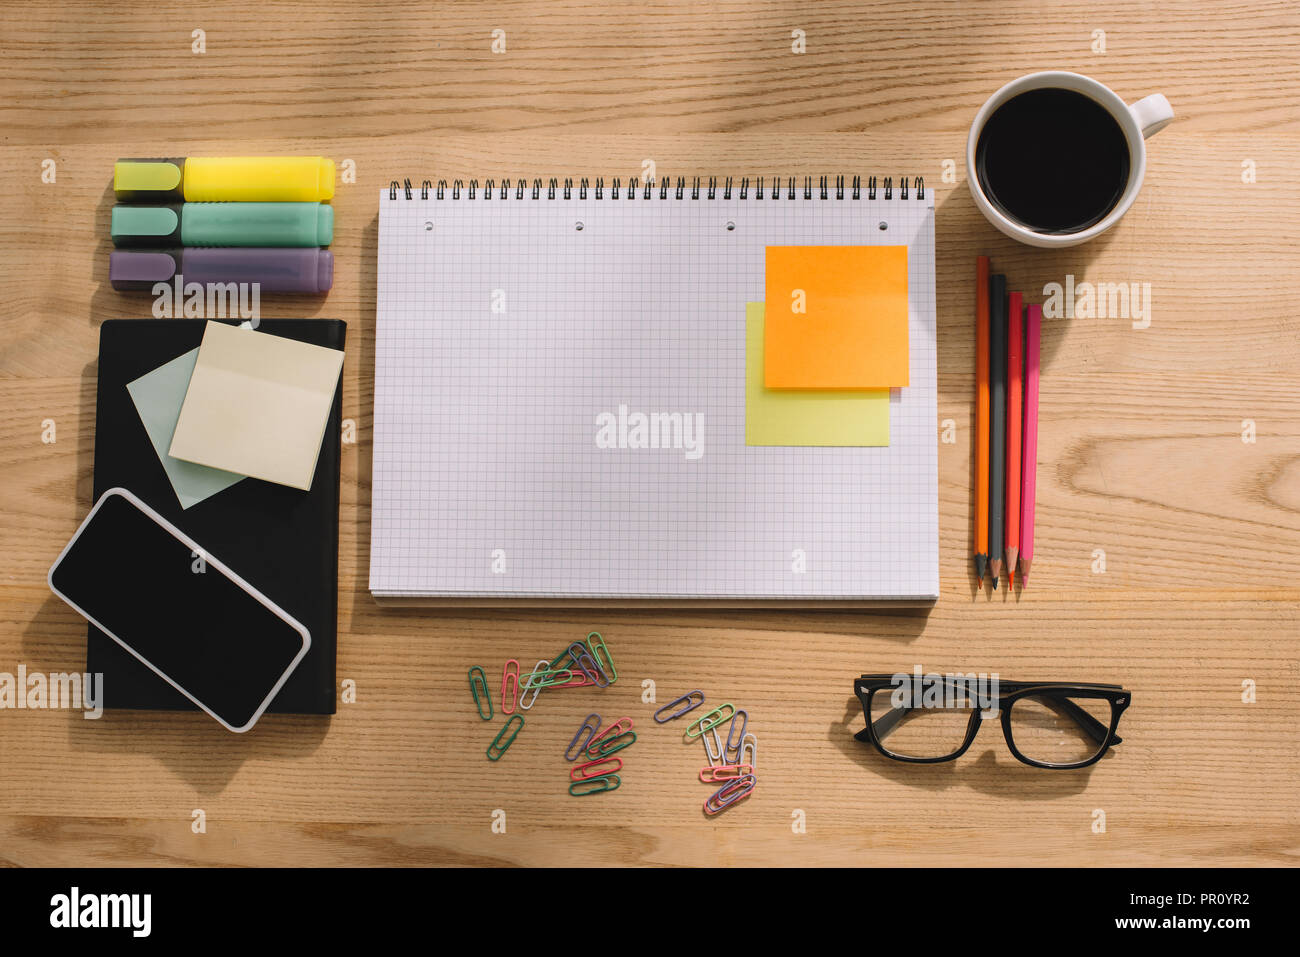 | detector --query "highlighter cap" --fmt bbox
[114,158,187,201]
[111,204,182,247]
[109,250,180,290]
